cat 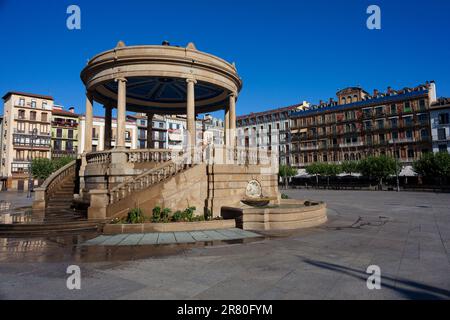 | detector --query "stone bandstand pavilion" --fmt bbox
[33,41,280,221]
